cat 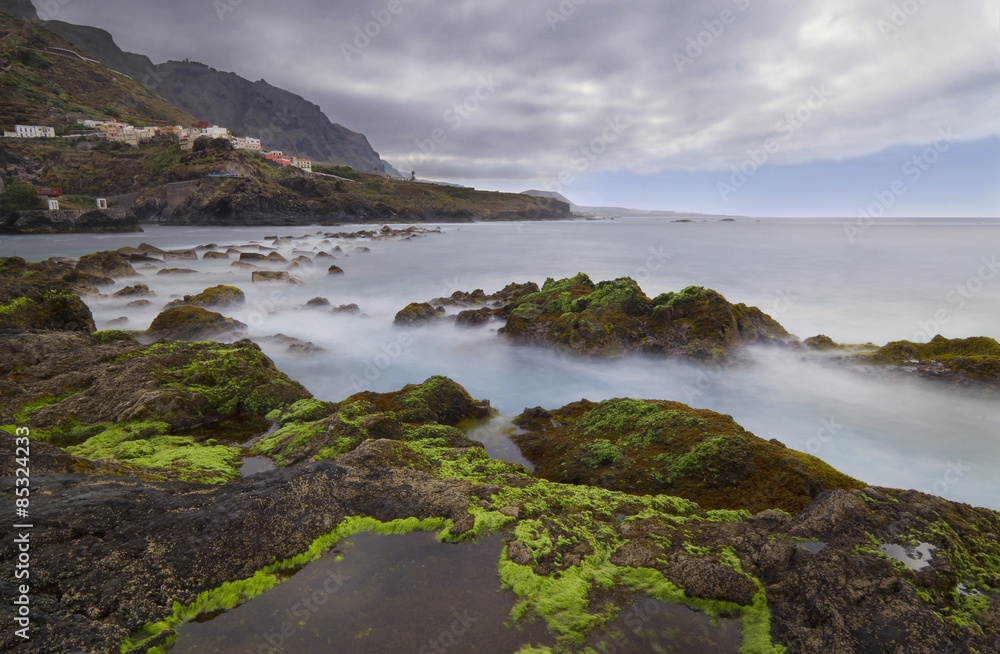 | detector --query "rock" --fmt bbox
[662,556,757,606]
[252,271,301,284]
[0,256,111,295]
[201,251,230,260]
[456,307,497,326]
[127,299,152,308]
[156,268,199,275]
[853,335,1000,391]
[164,249,198,260]
[511,397,863,514]
[145,306,248,341]
[315,251,333,259]
[804,334,838,350]
[0,287,95,332]
[164,285,246,309]
[303,297,331,308]
[327,265,344,275]
[335,439,434,472]
[252,376,490,466]
[331,303,361,315]
[231,261,258,270]
[394,302,440,325]
[507,540,534,565]
[497,274,791,362]
[239,252,267,262]
[288,341,325,354]
[107,316,129,325]
[266,252,288,263]
[136,243,168,256]
[113,284,154,298]
[76,251,139,278]
[351,246,371,254]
